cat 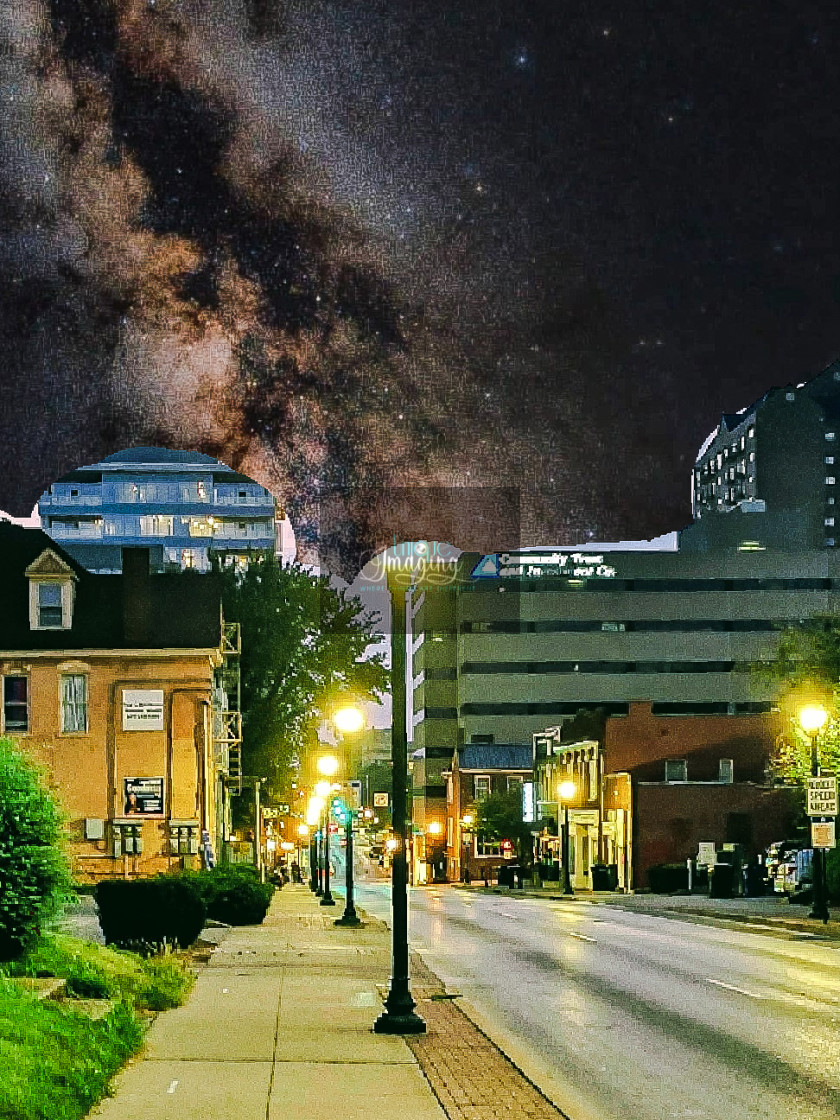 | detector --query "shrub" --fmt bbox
[137,951,195,1011]
[0,739,72,961]
[176,865,274,925]
[95,877,206,952]
[646,863,690,893]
